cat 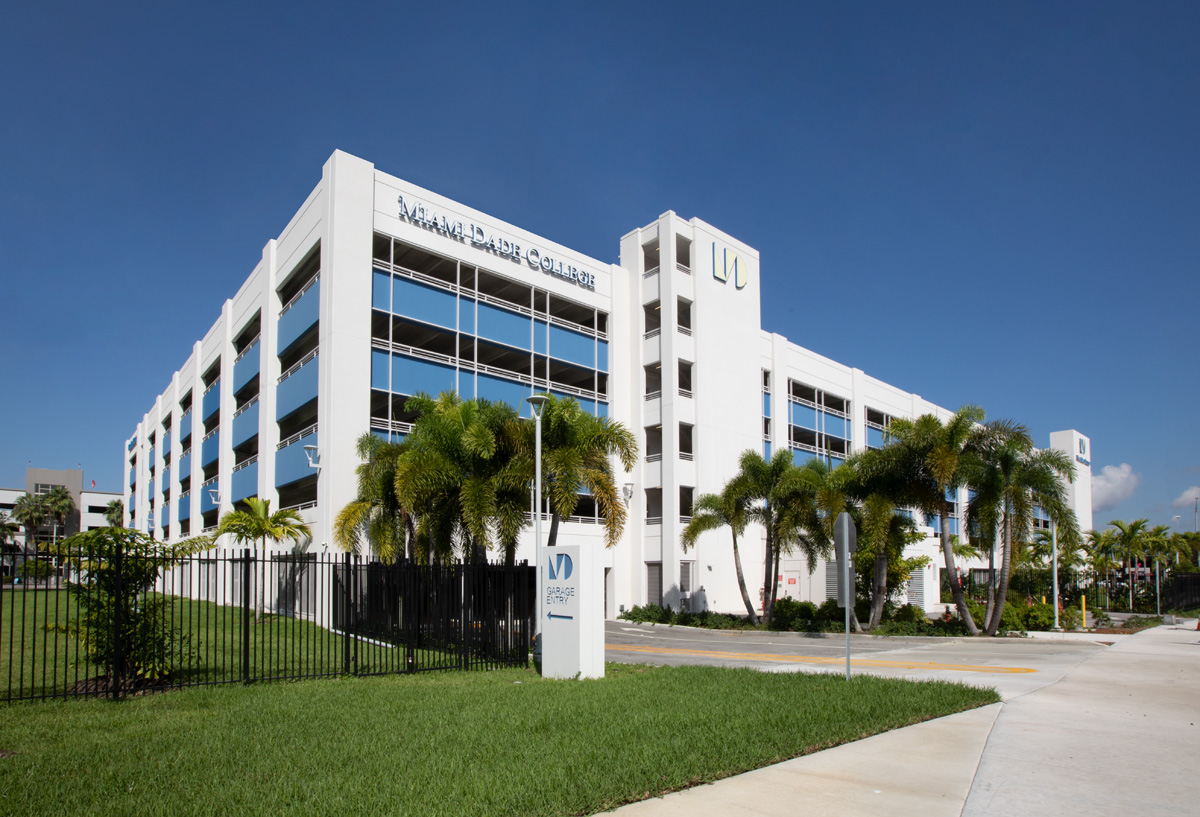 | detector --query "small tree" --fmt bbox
[53,528,204,687]
[214,498,311,621]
